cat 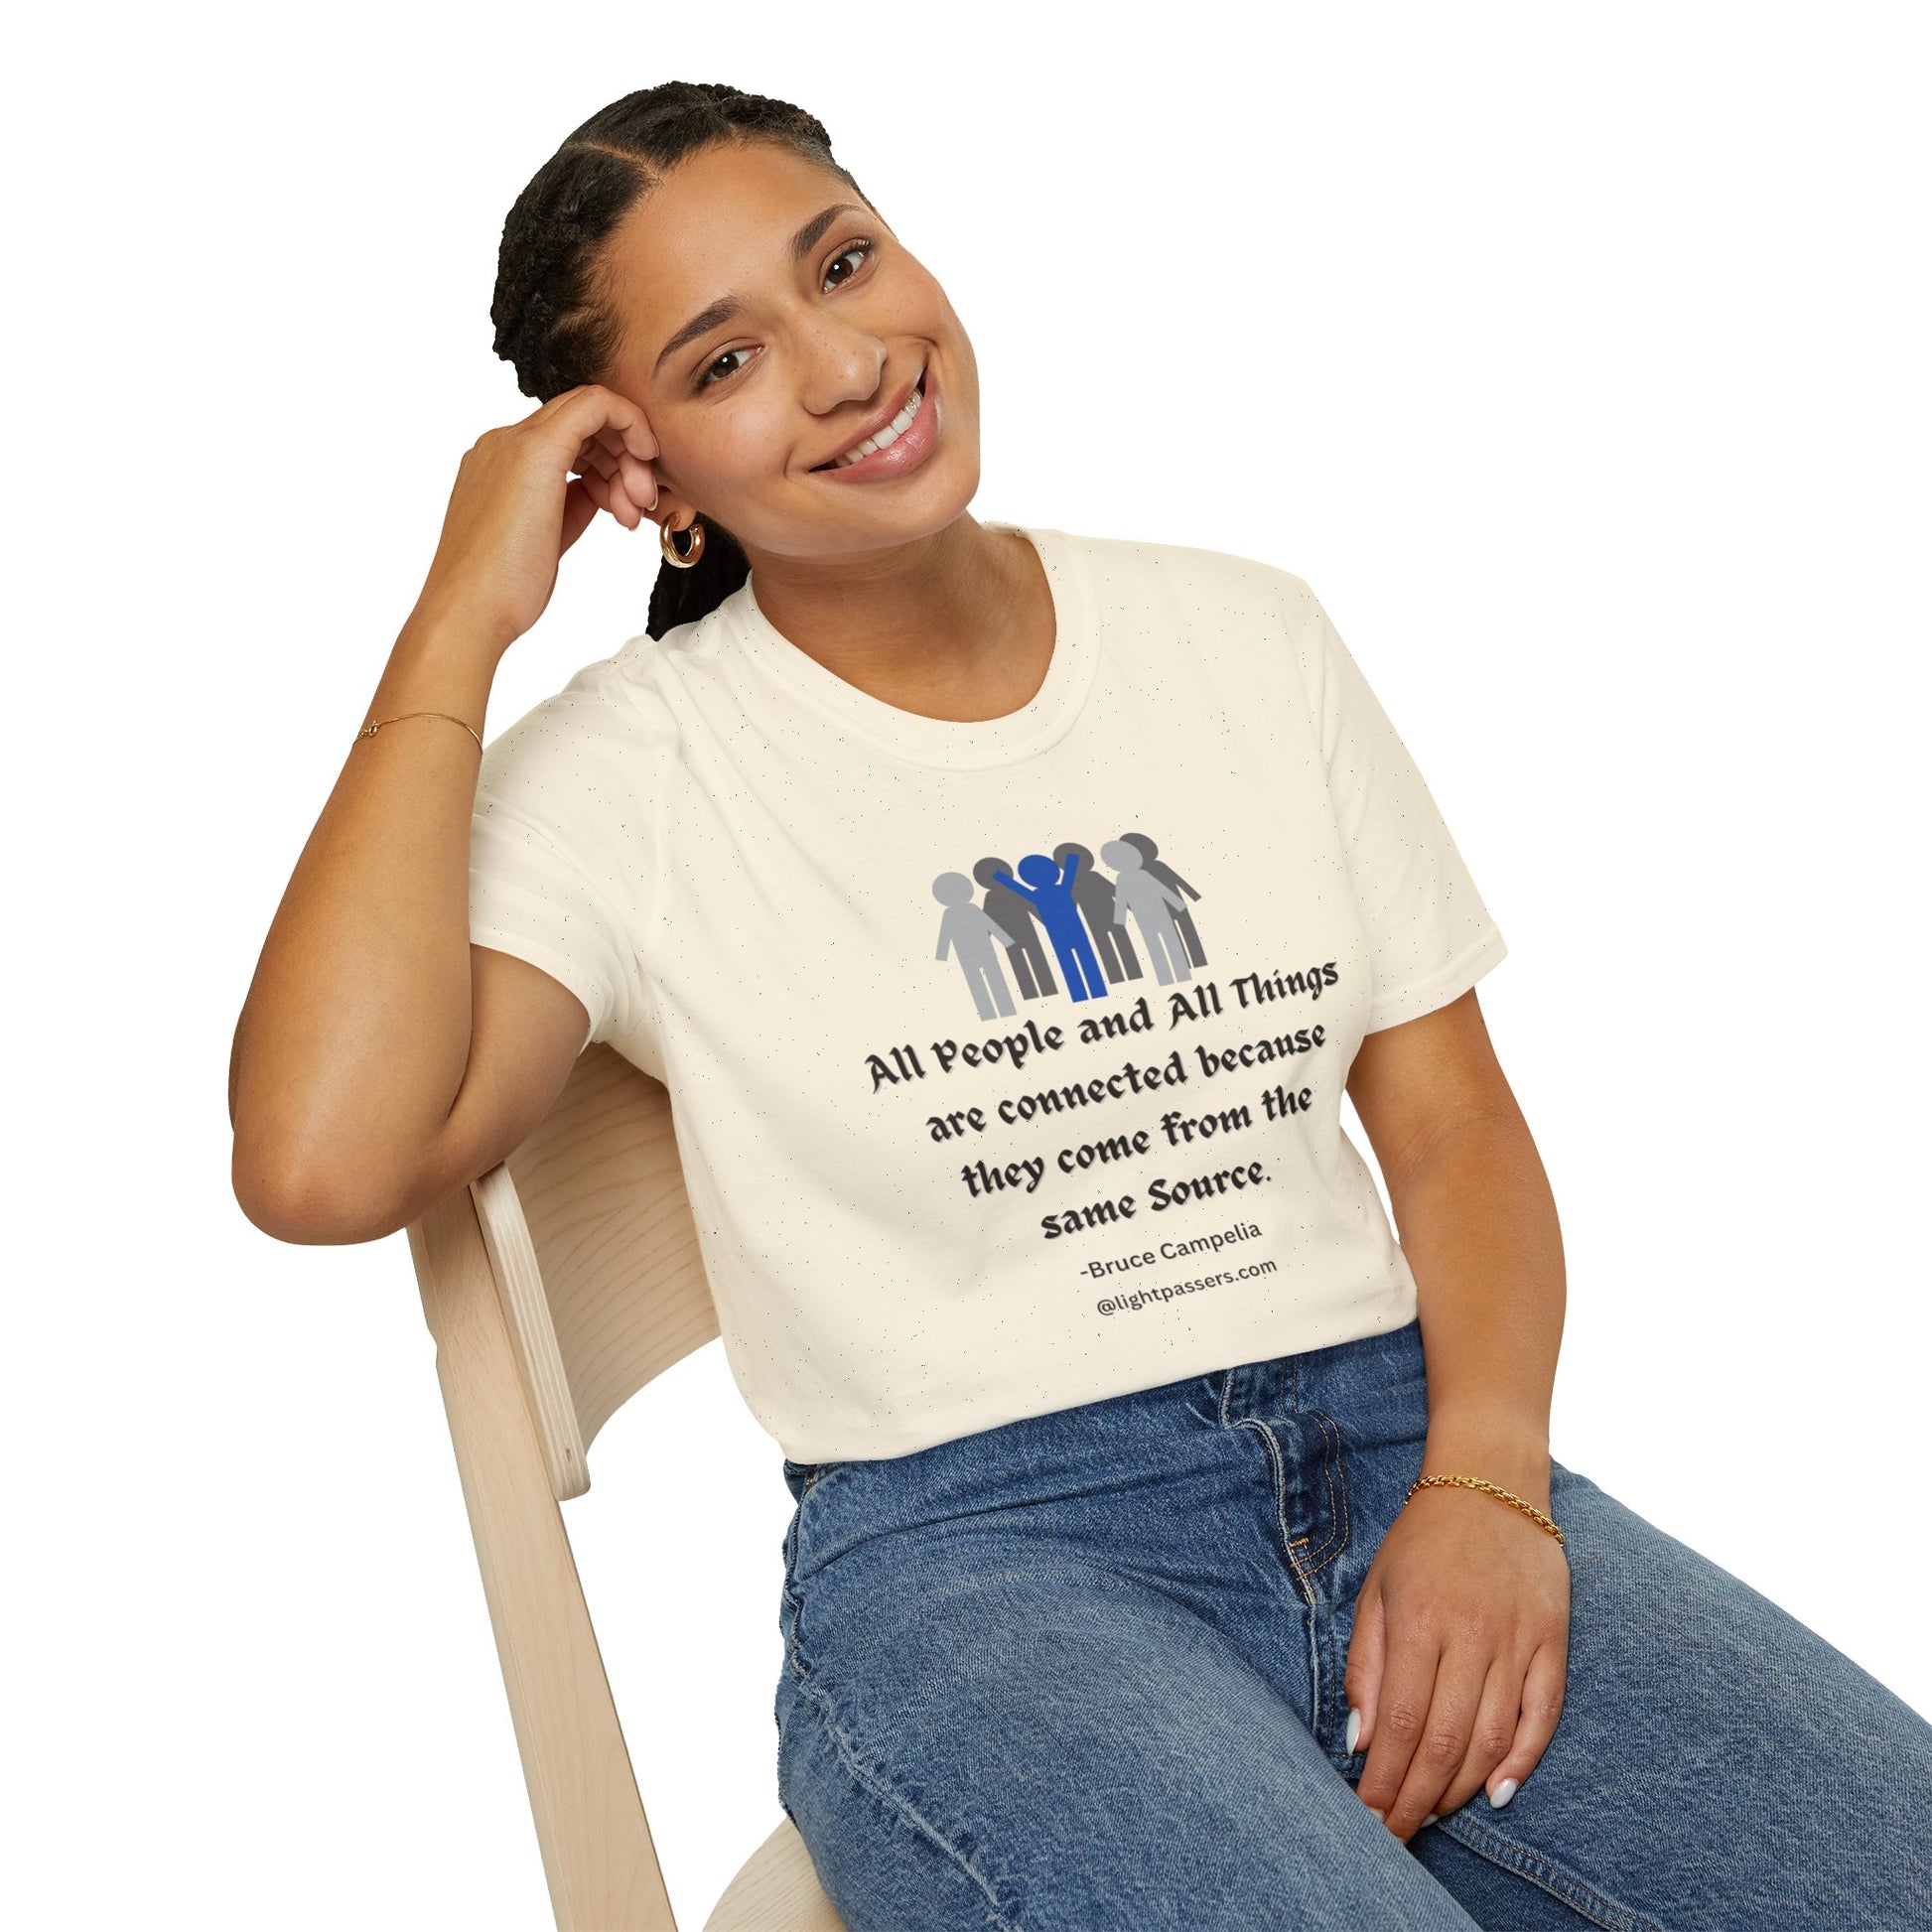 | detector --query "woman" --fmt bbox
[228,82,1932,1930]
